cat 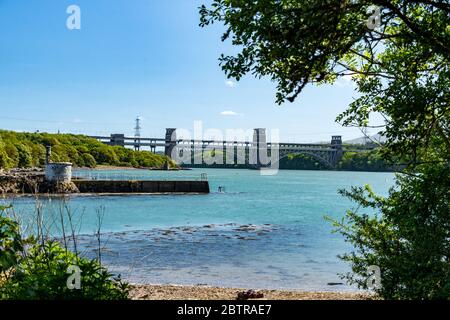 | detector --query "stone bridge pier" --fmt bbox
[165,128,177,157]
